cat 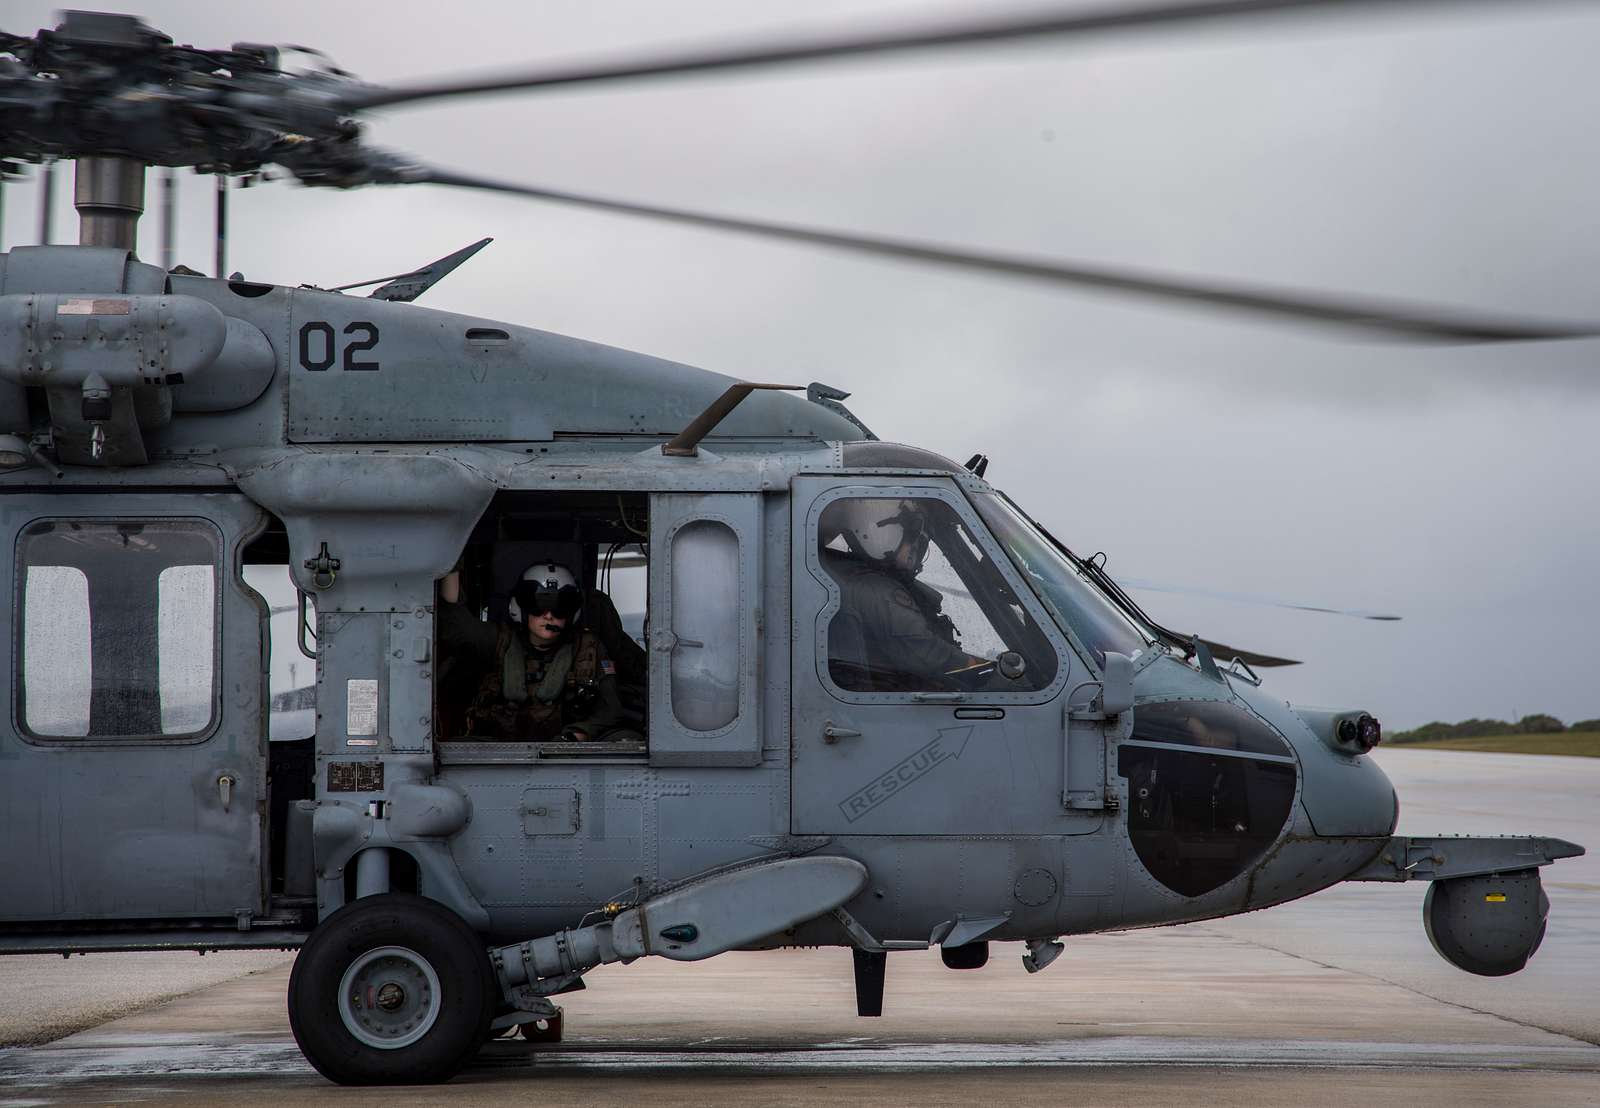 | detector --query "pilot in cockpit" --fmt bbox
[820,498,995,692]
